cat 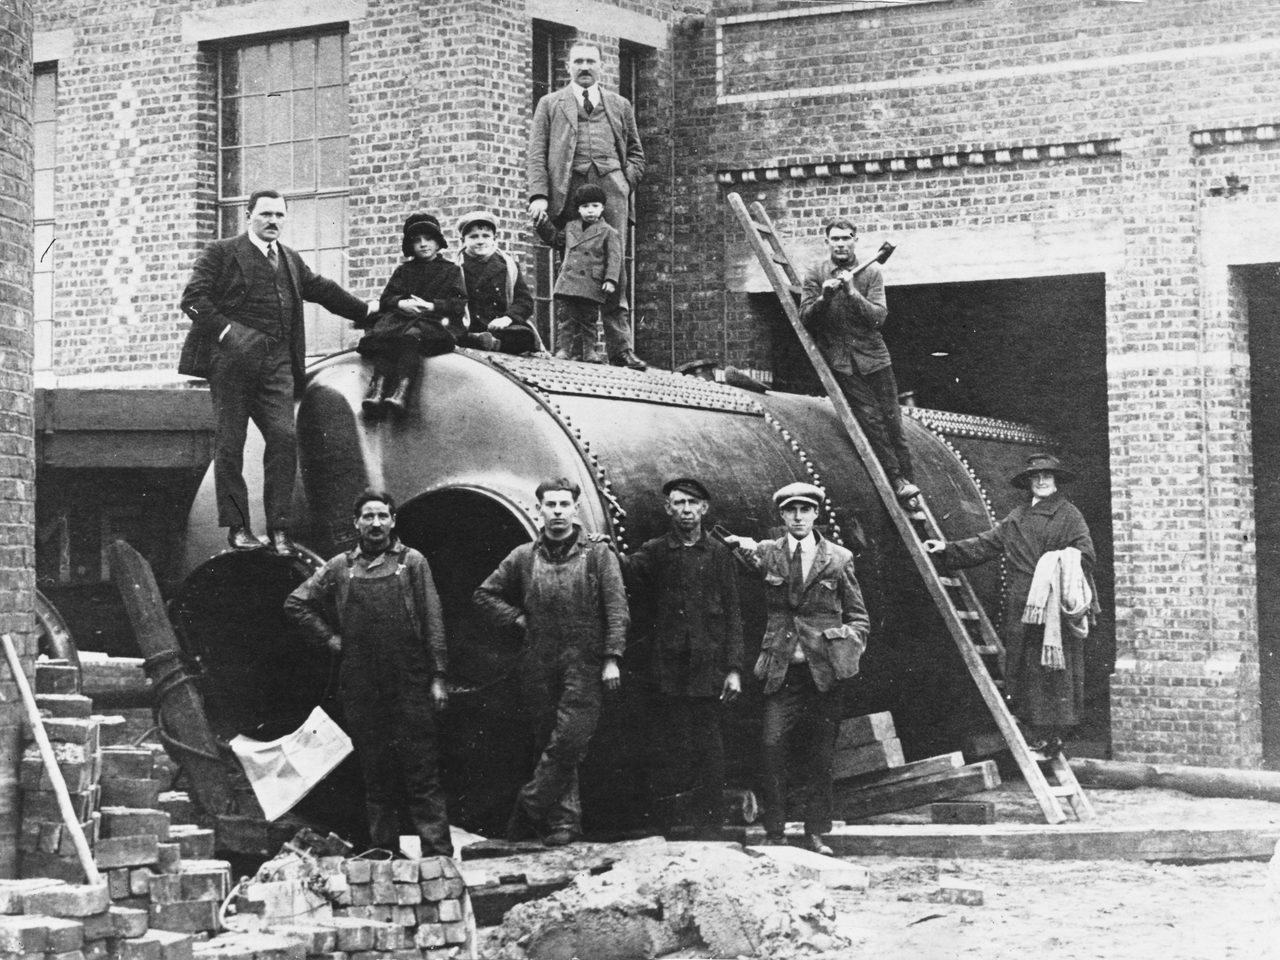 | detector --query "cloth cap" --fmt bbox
[456,209,499,237]
[1010,452,1078,489]
[402,213,447,255]
[773,482,825,510]
[572,183,607,208]
[662,477,711,501]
